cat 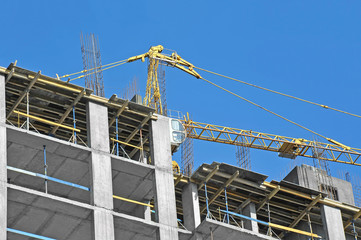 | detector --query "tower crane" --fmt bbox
[126,45,361,167]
